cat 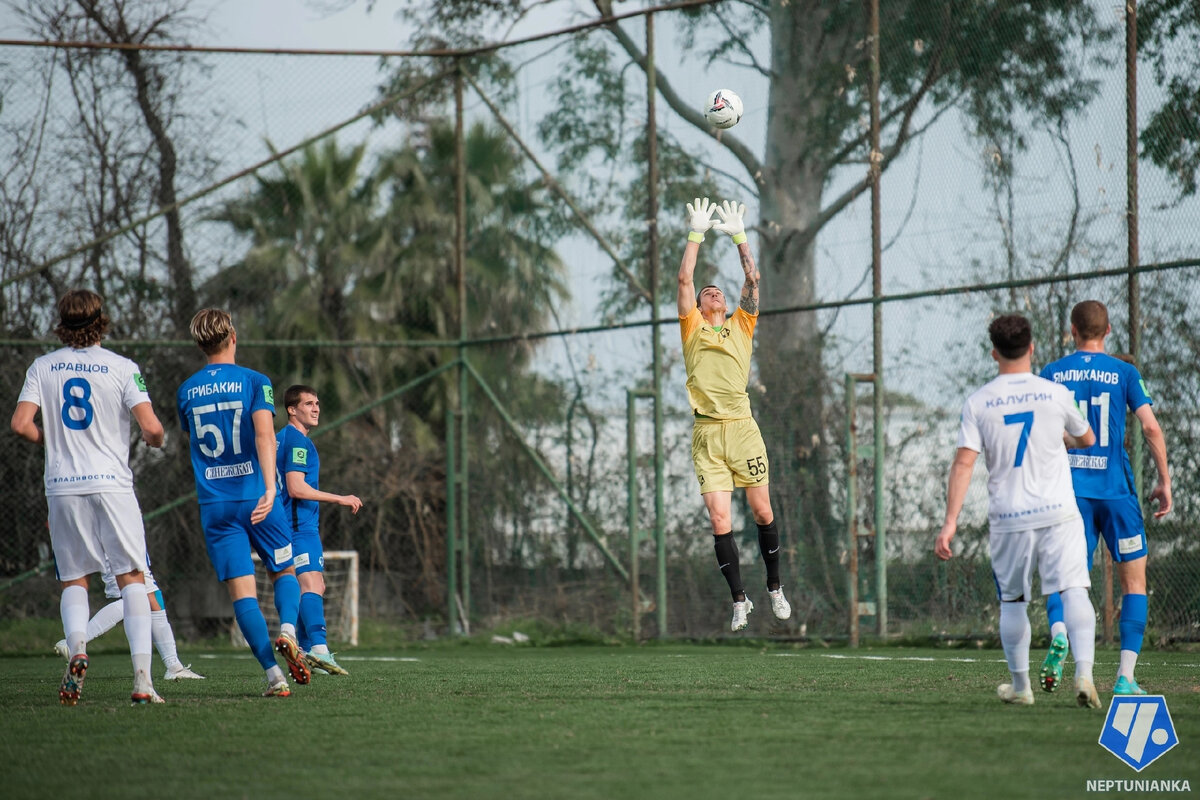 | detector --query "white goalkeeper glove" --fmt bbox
[685,197,716,243]
[712,200,748,245]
